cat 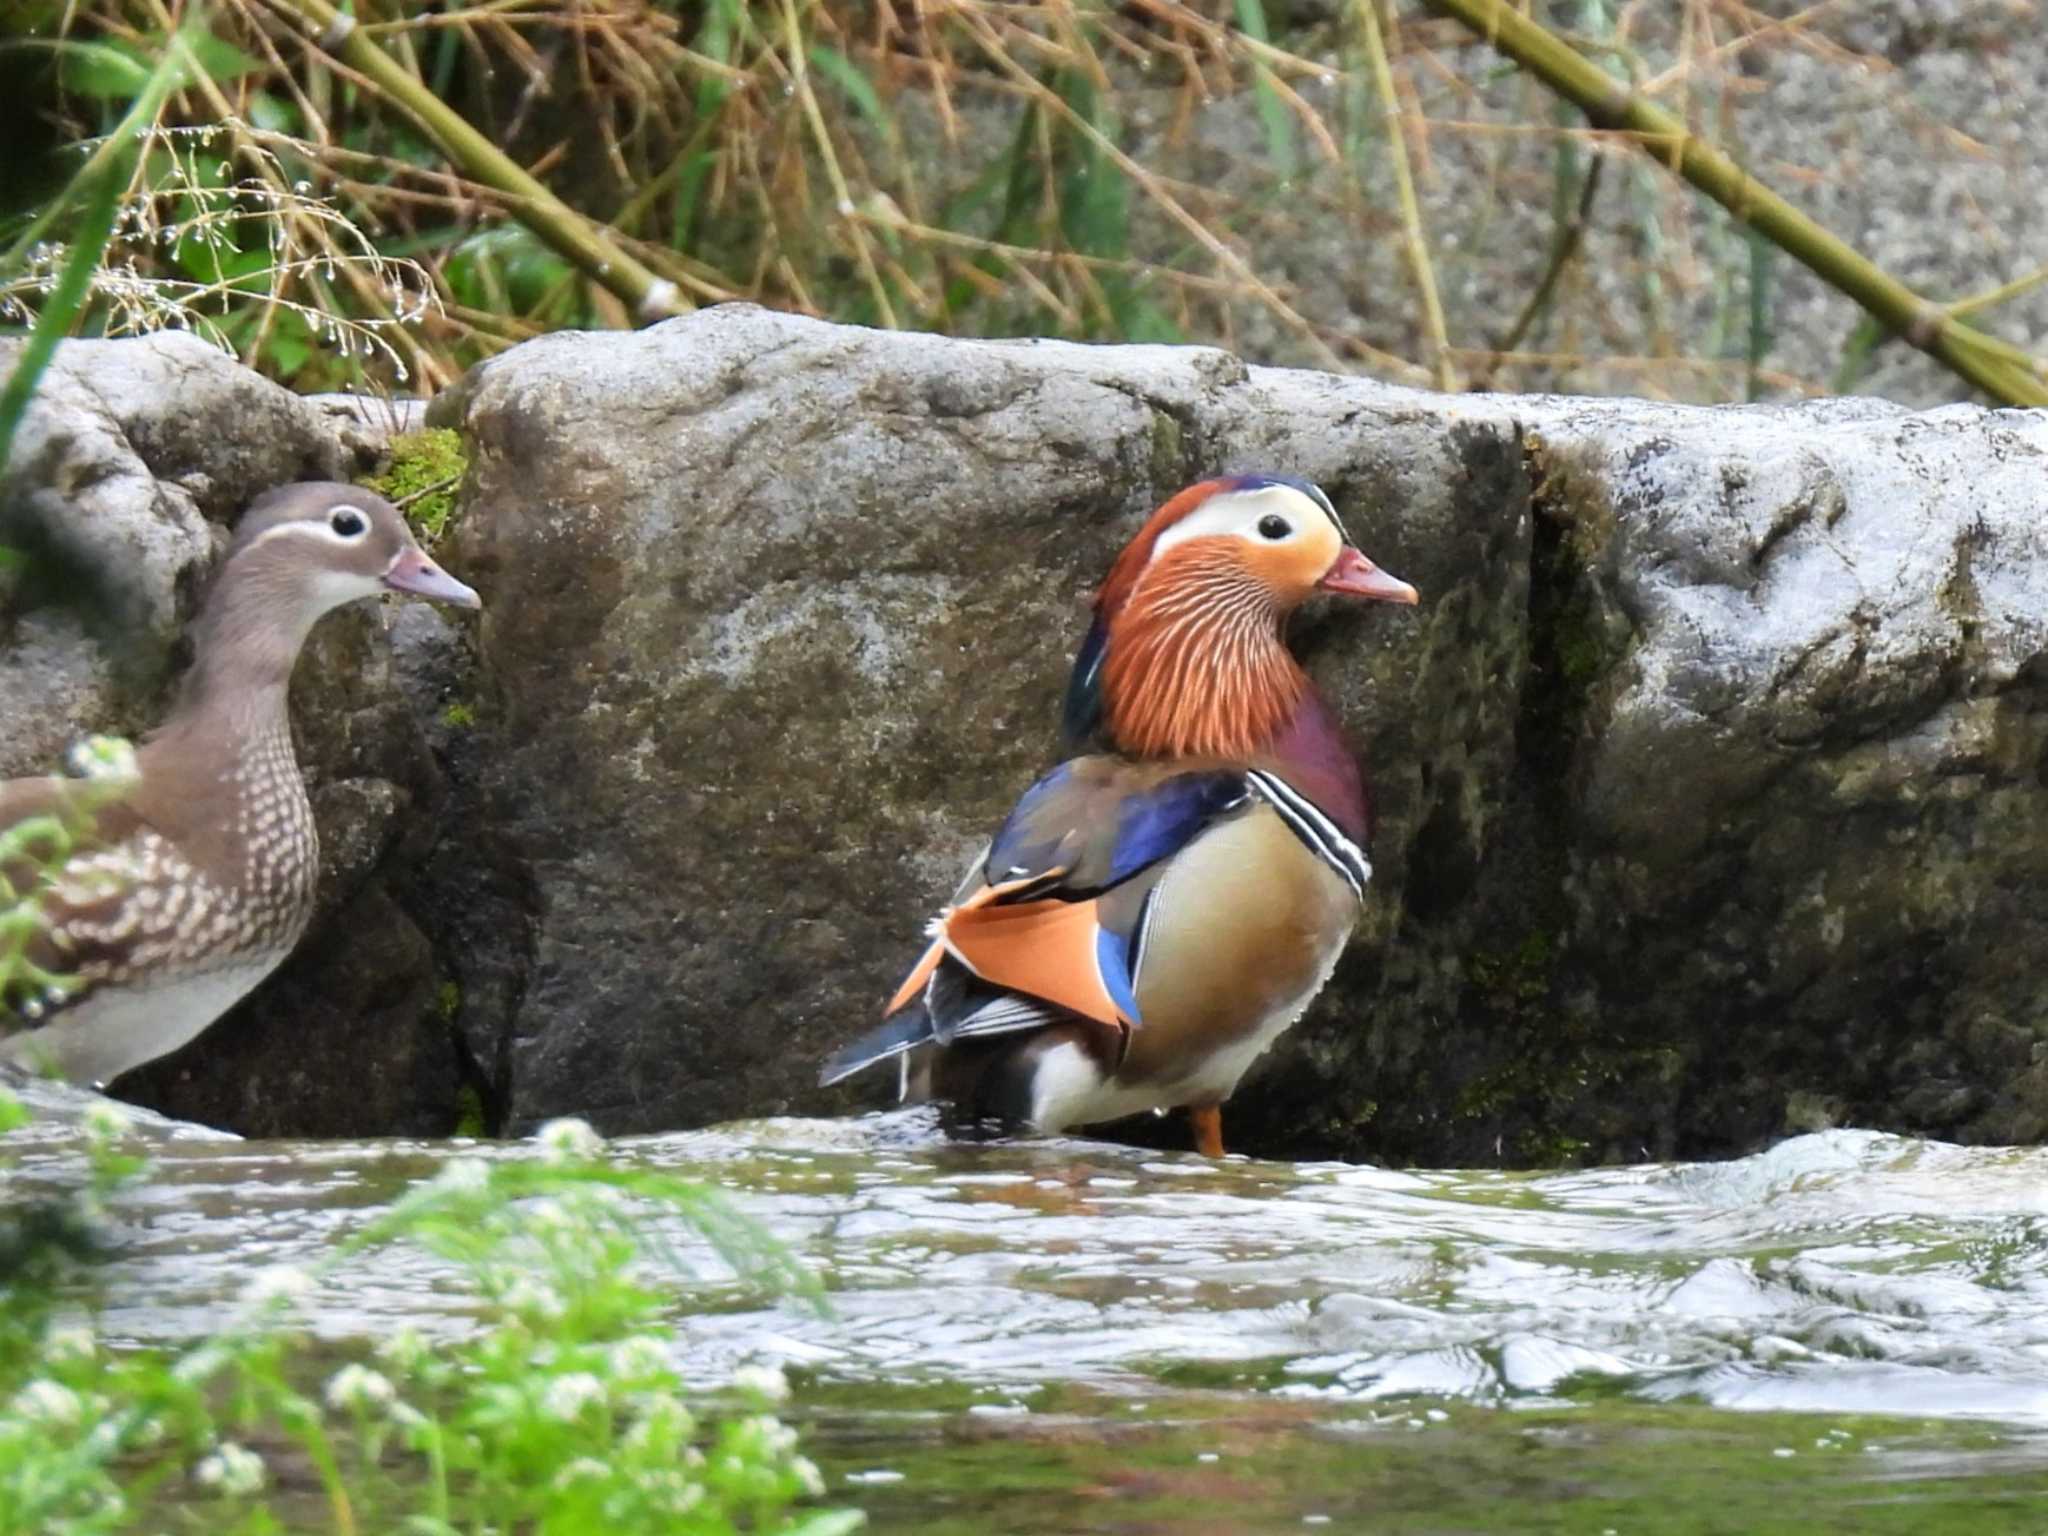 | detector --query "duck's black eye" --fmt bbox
[1257,513,1292,540]
[329,507,368,538]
